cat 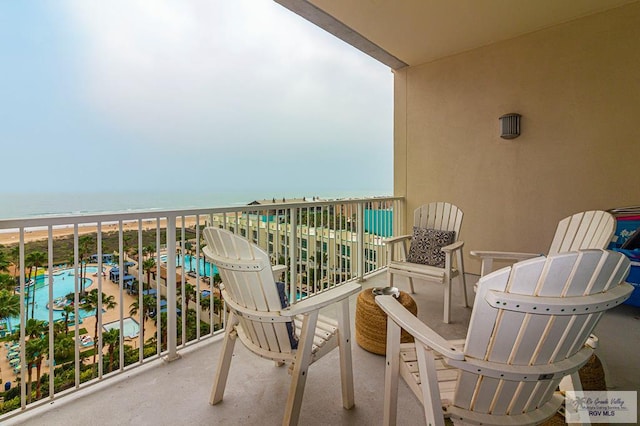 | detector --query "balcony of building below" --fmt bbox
[6,270,638,426]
